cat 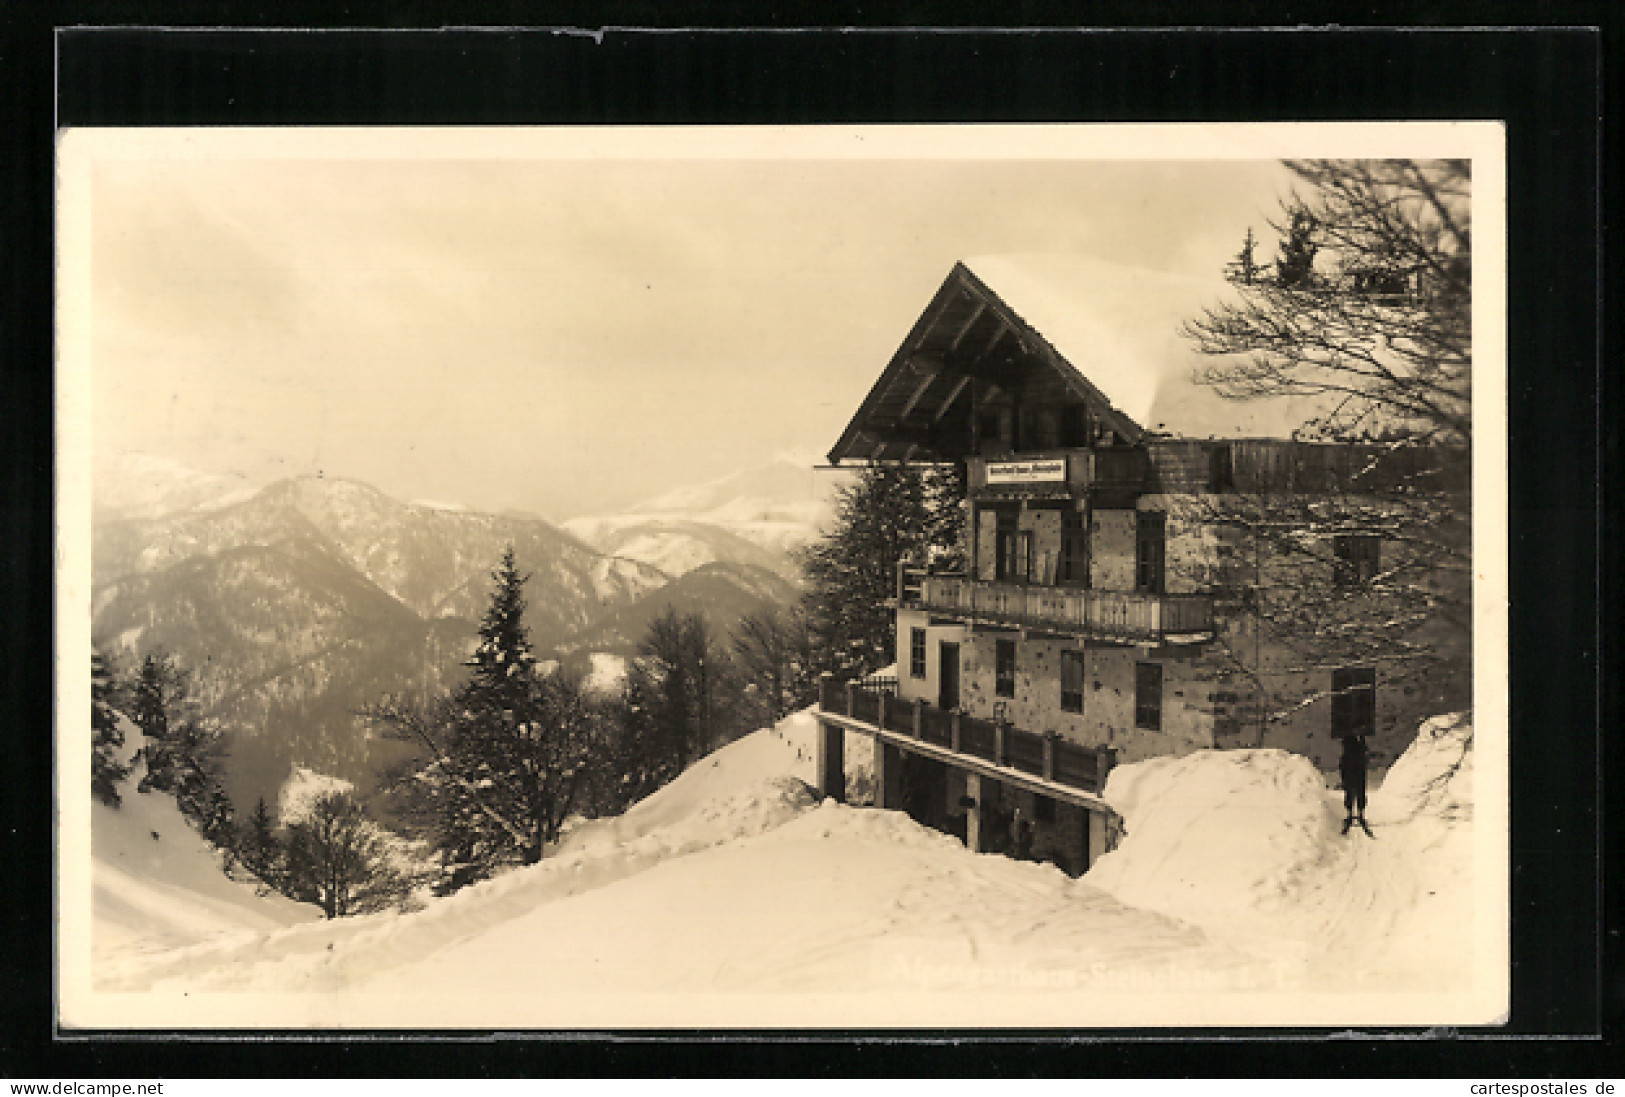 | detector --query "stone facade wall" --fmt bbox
[1140,493,1221,595]
[1212,612,1464,774]
[1090,508,1137,590]
[940,485,1462,778]
[1181,520,1469,774]
[953,631,1215,763]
